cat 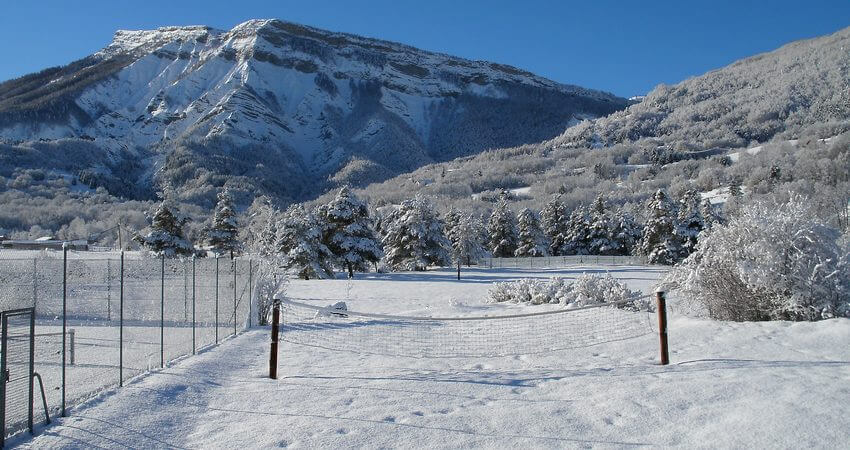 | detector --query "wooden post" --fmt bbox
[656,290,669,365]
[269,300,281,379]
[457,261,461,280]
